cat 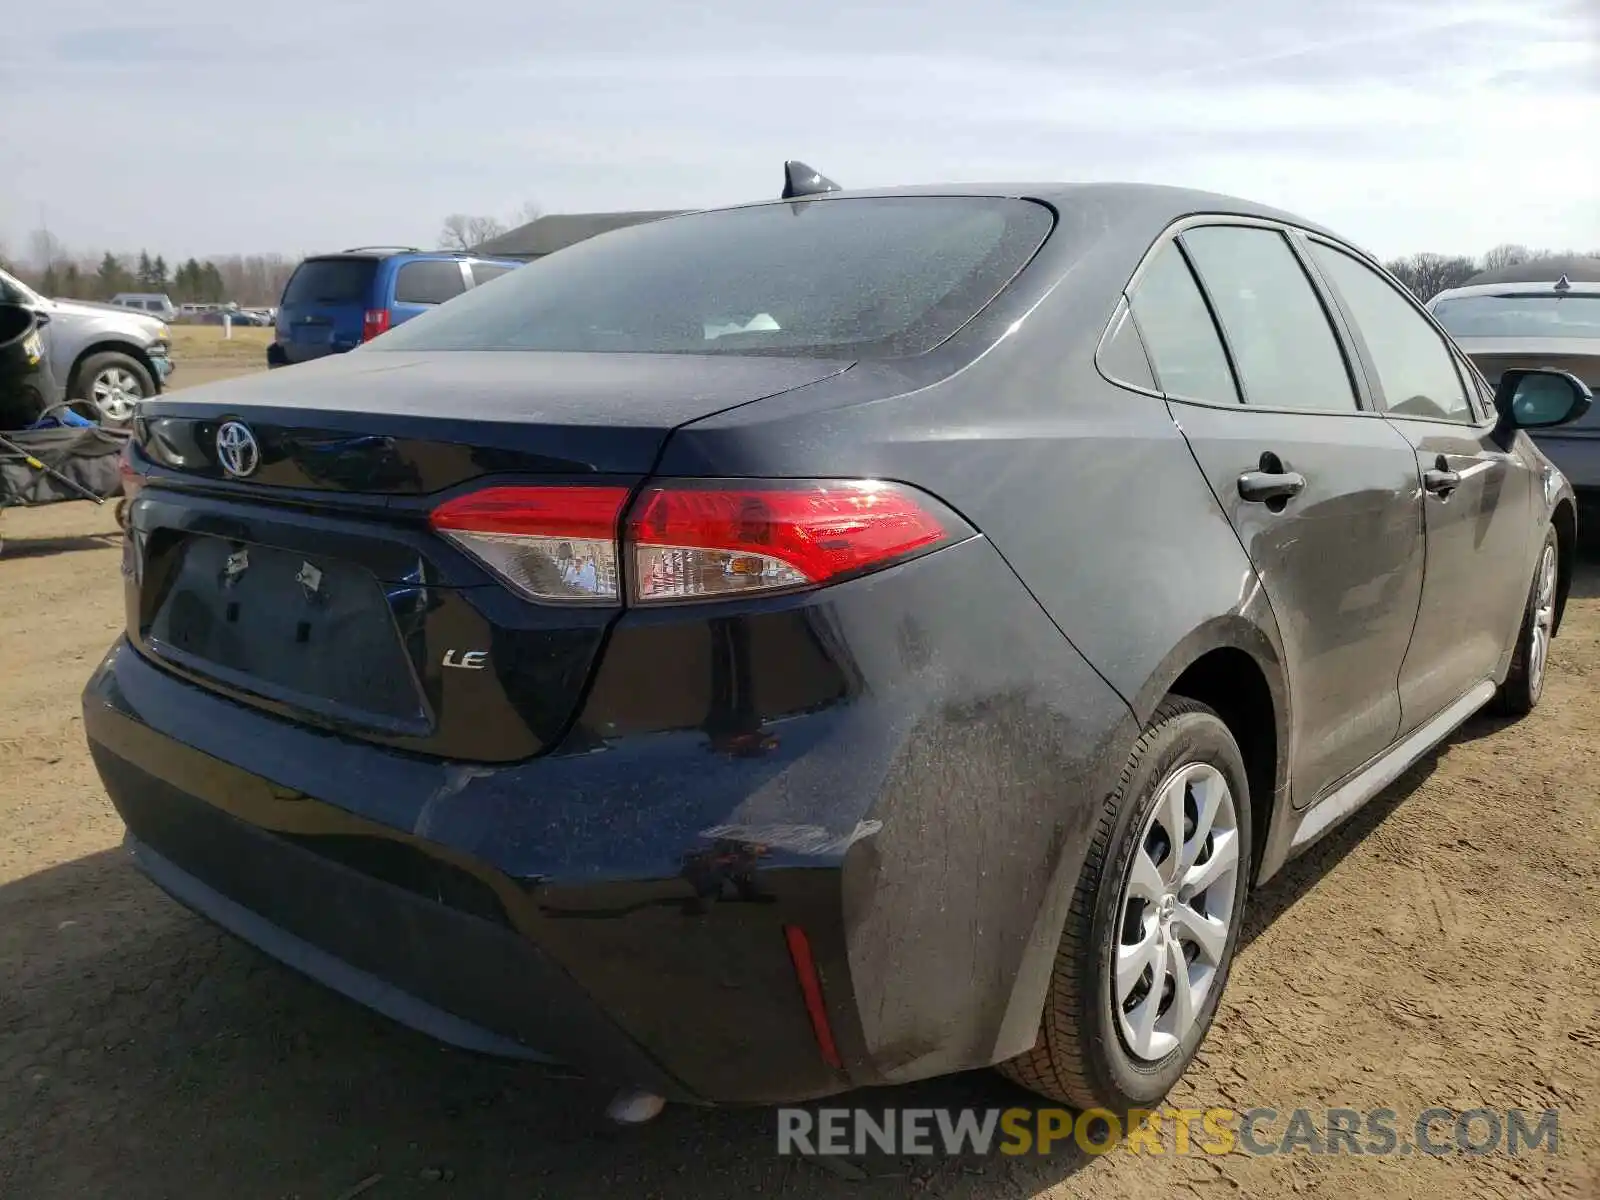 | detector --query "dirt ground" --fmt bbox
[1,343,1596,1198]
